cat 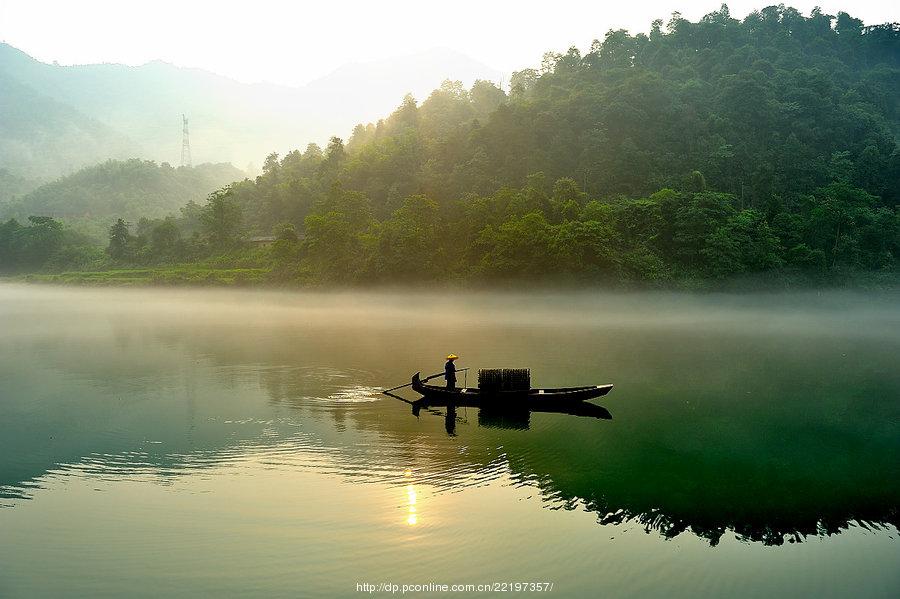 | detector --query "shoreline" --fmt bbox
[6,266,899,294]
